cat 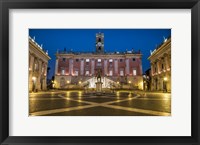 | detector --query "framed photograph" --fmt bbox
[0,0,199,145]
